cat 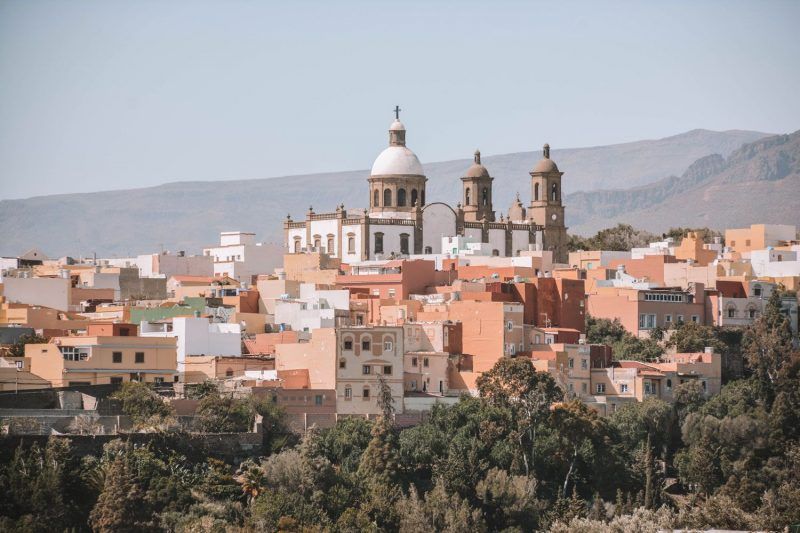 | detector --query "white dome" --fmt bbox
[389,119,405,131]
[370,145,425,176]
